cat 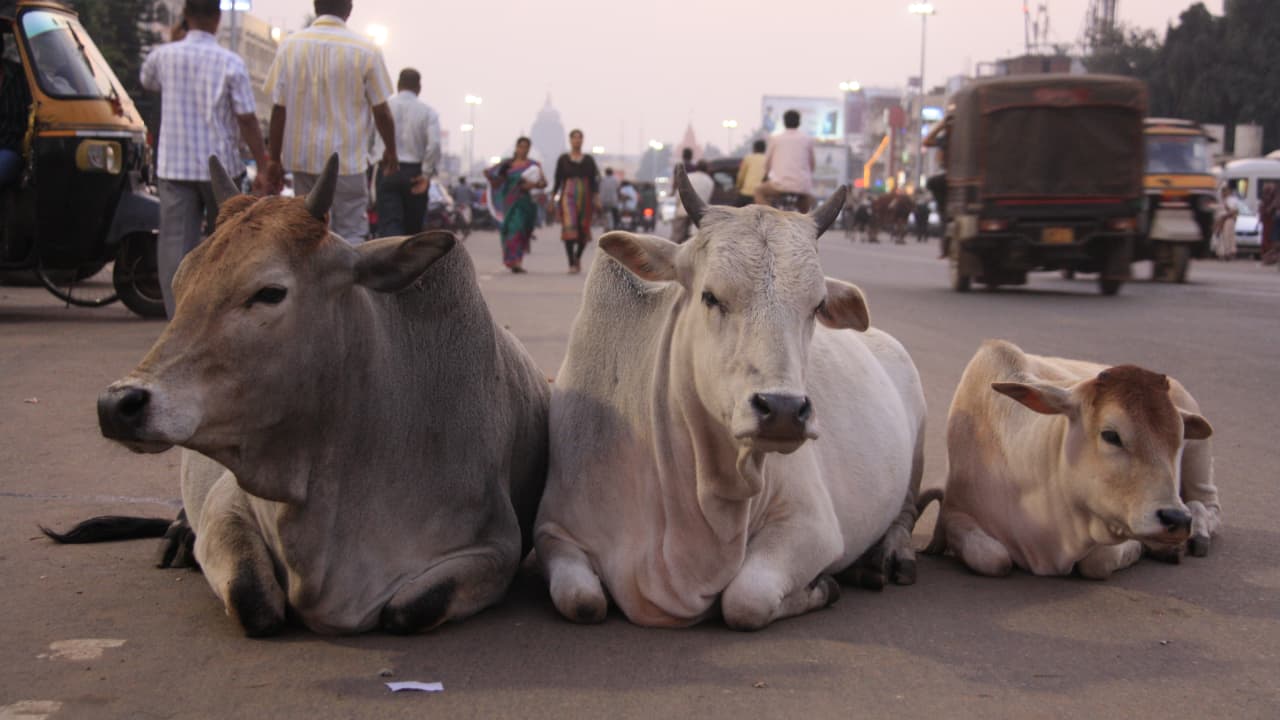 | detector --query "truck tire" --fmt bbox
[1099,276,1123,295]
[114,232,165,319]
[1169,243,1190,283]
